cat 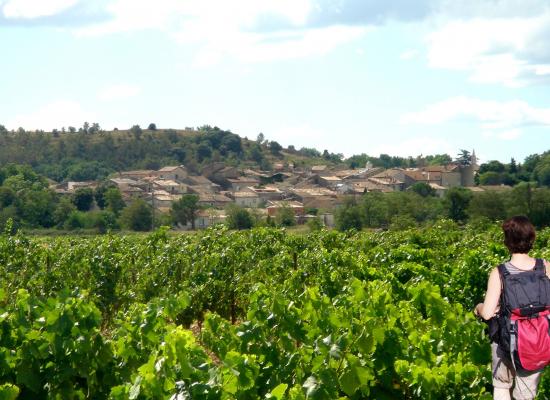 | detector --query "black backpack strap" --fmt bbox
[497,263,510,278]
[534,258,545,273]
[497,264,509,315]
